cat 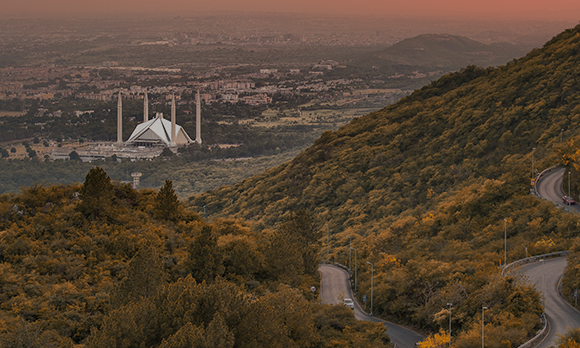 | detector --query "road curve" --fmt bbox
[529,167,580,346]
[537,167,580,213]
[519,258,580,347]
[319,264,424,348]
